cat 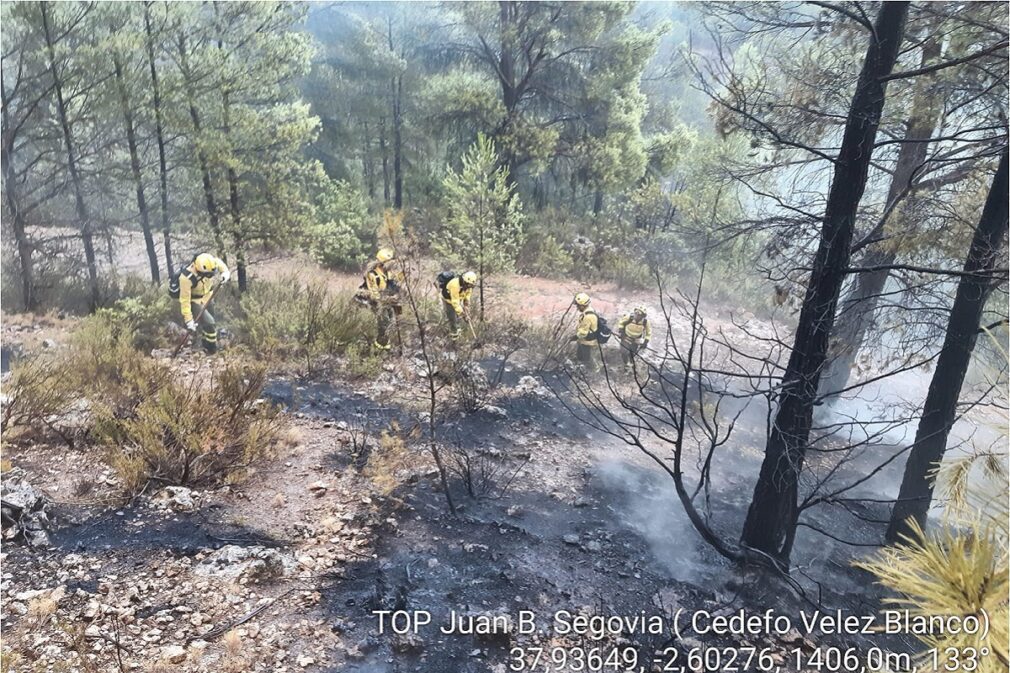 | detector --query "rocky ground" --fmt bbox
[2,248,945,671]
[0,346,921,673]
